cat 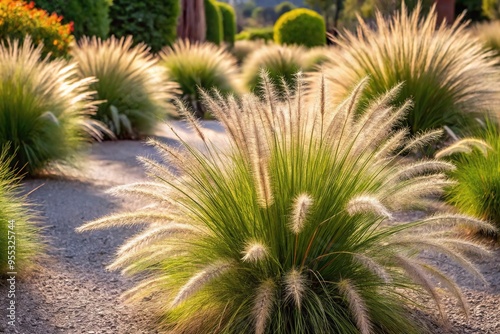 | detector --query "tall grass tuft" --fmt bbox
[79,75,495,333]
[242,44,325,96]
[0,148,42,275]
[71,36,176,139]
[474,21,500,56]
[313,3,500,135]
[438,119,500,234]
[231,39,267,65]
[0,37,100,175]
[159,40,239,118]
